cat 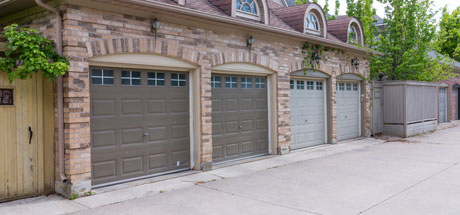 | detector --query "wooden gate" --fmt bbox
[0,72,54,202]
